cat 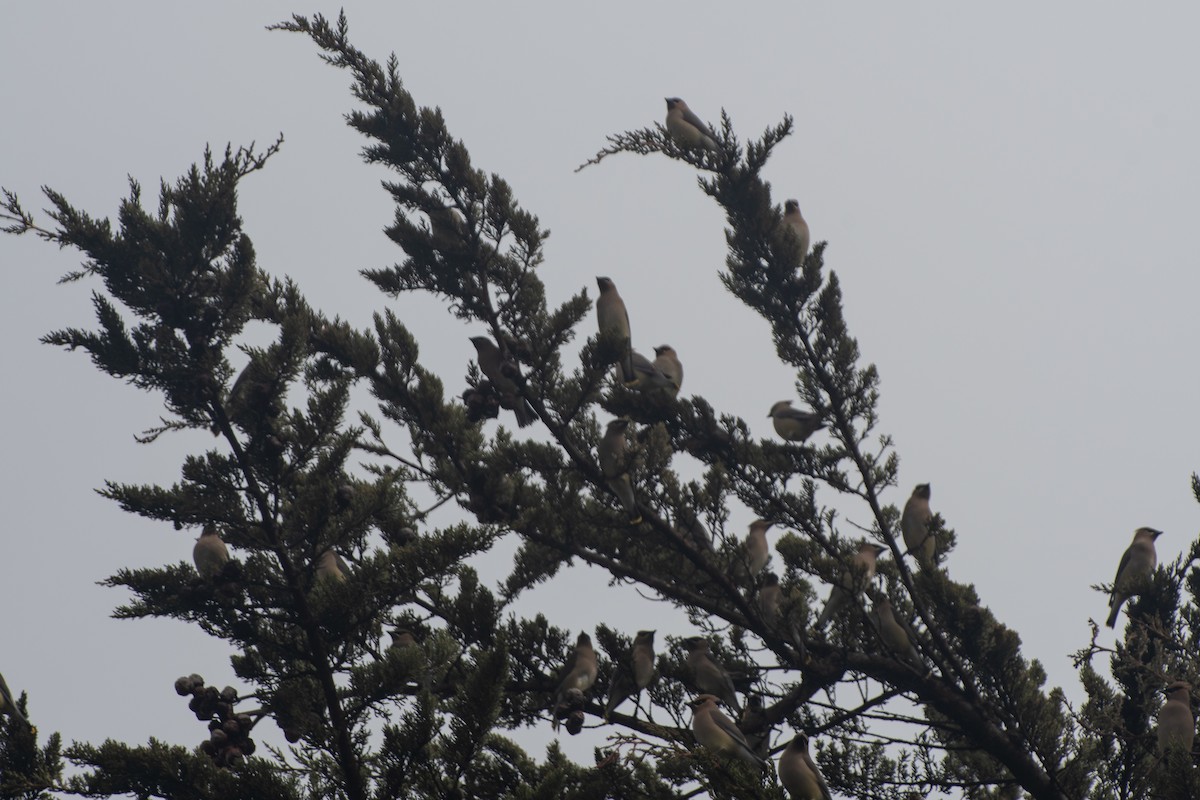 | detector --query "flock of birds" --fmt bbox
[0,99,1189,800]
